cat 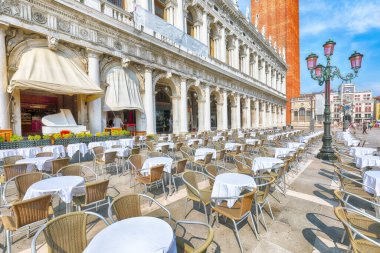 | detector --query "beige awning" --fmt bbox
[9,48,104,102]
[104,66,144,112]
